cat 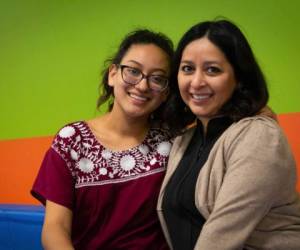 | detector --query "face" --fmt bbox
[109,44,170,121]
[178,37,237,124]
